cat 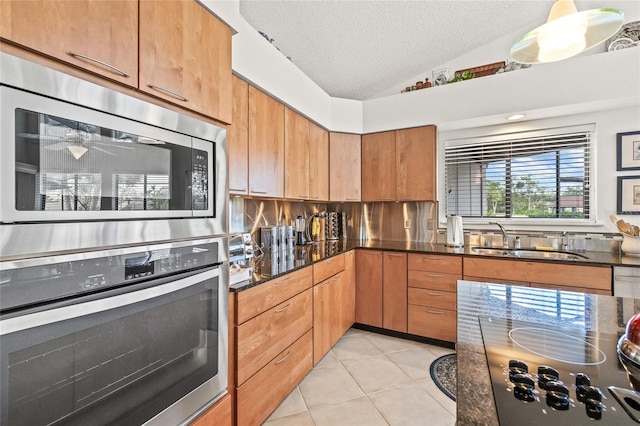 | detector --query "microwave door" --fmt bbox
[1,85,215,223]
